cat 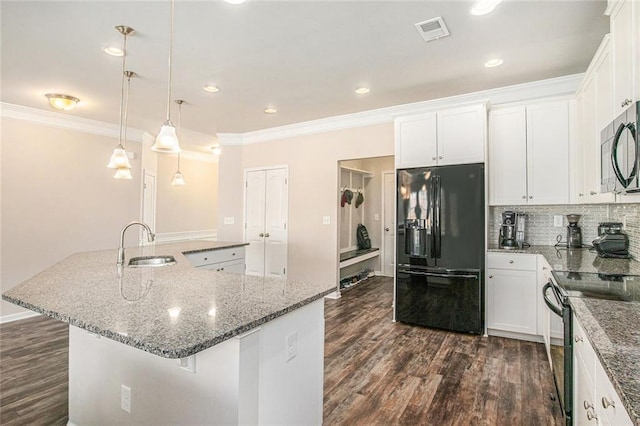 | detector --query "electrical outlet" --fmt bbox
[224,217,235,225]
[177,355,196,373]
[322,216,331,225]
[286,332,297,362]
[121,384,131,413]
[554,215,563,227]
